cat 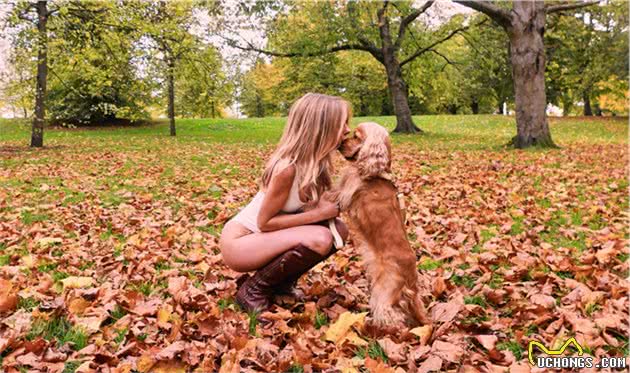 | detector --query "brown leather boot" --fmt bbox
[235,244,330,313]
[275,246,338,299]
[275,219,345,299]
